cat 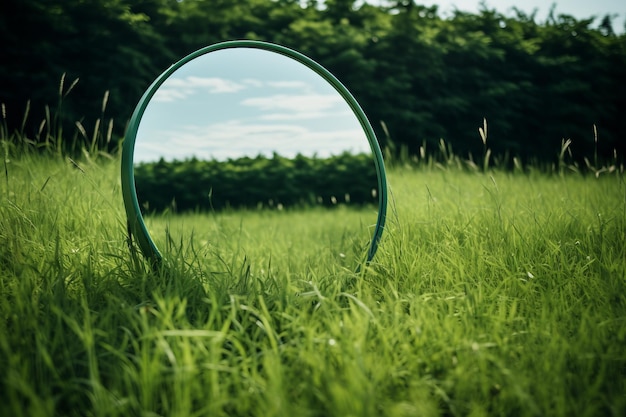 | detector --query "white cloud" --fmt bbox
[135,119,369,162]
[242,78,264,88]
[151,87,195,103]
[152,76,247,102]
[241,93,344,114]
[267,80,310,89]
